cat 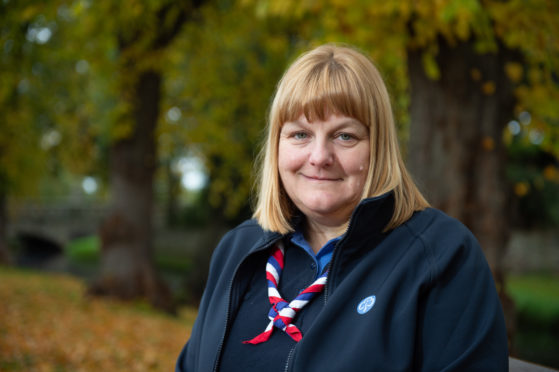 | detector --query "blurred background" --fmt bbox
[1,0,558,370]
